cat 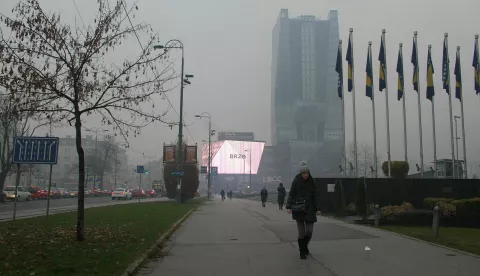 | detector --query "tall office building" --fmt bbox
[271,9,342,179]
